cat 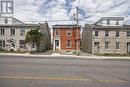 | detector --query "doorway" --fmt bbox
[127,42,130,53]
[55,40,59,50]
